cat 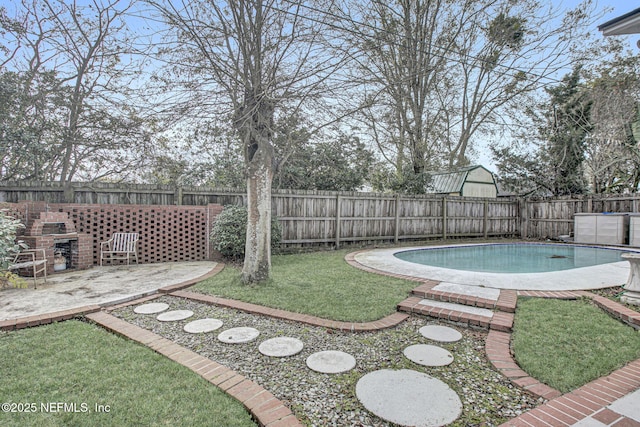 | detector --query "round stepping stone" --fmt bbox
[306,350,356,374]
[218,327,260,344]
[134,302,169,314]
[356,369,462,427]
[403,344,454,367]
[183,318,223,334]
[419,324,463,343]
[259,337,304,357]
[156,310,194,322]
